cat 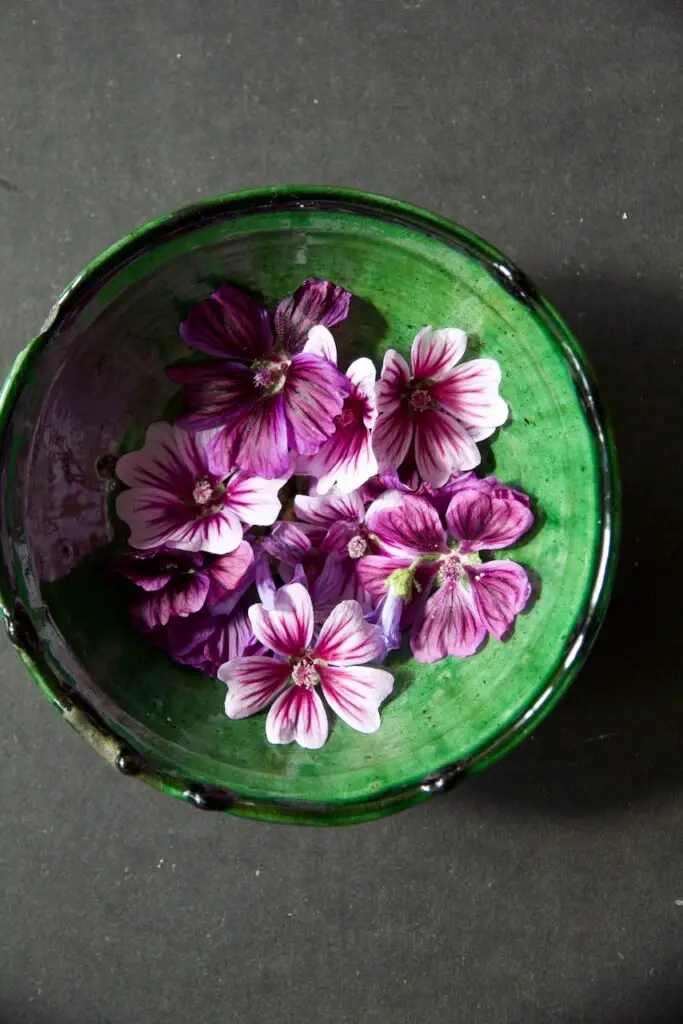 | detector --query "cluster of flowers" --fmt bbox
[113,279,535,749]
